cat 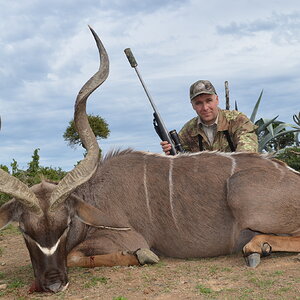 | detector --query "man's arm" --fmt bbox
[232,114,258,152]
